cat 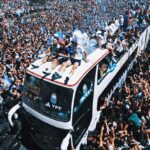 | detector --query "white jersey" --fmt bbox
[115,19,120,29]
[100,35,107,45]
[74,45,86,60]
